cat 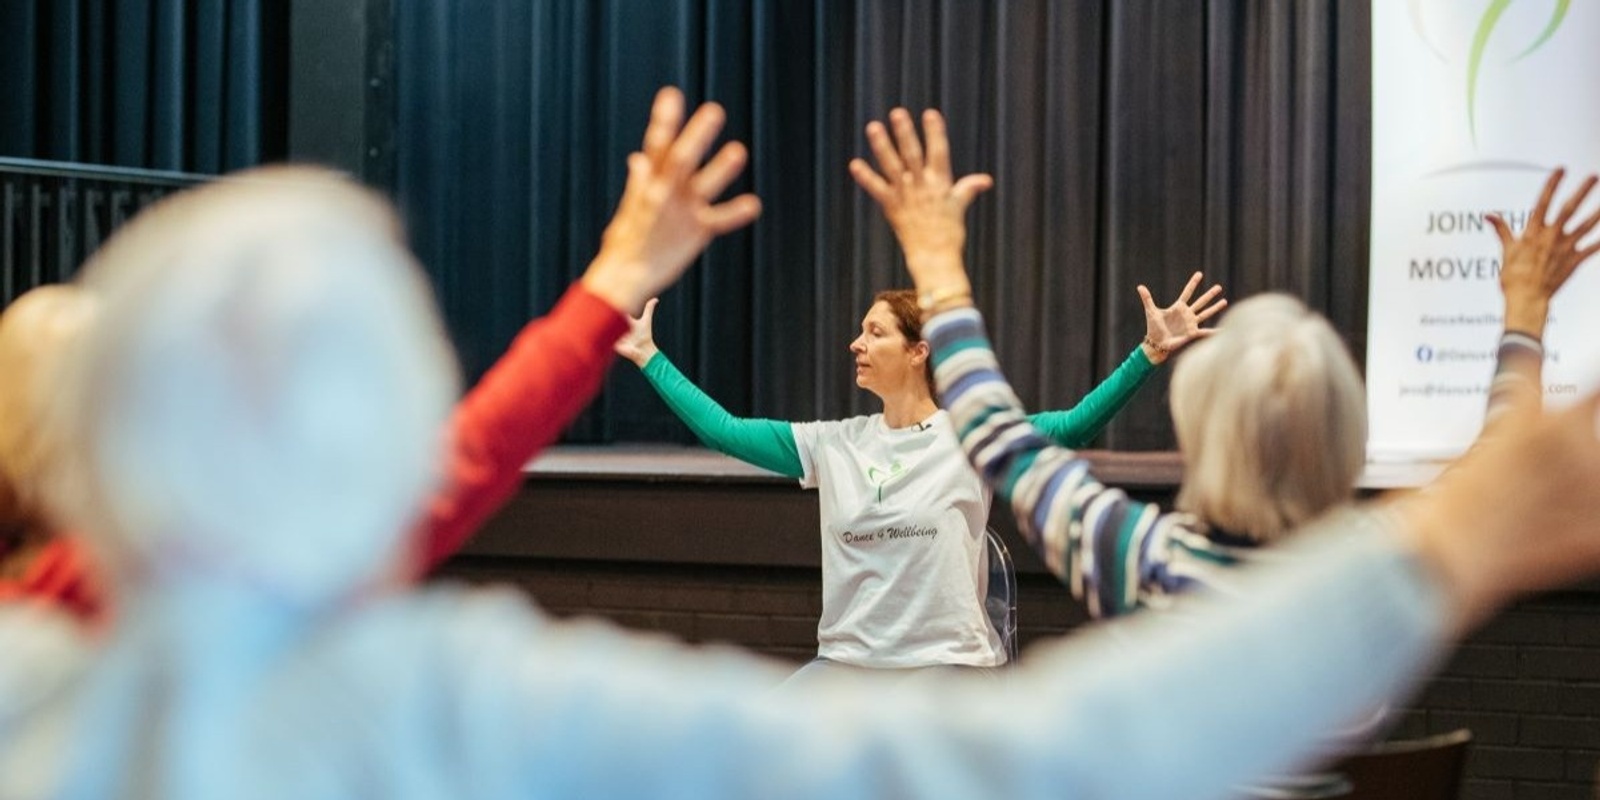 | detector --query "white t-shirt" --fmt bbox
[790,410,1004,668]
